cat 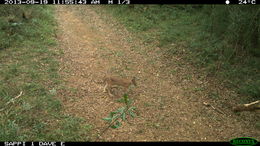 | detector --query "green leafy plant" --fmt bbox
[99,94,137,138]
[103,94,136,128]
